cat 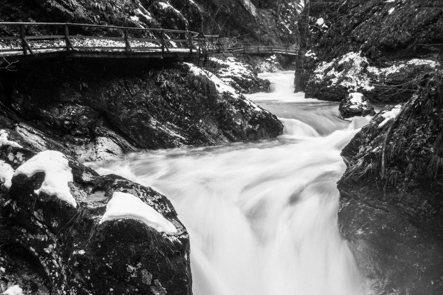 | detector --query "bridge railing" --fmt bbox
[0,22,202,57]
[199,35,298,56]
[226,45,298,56]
